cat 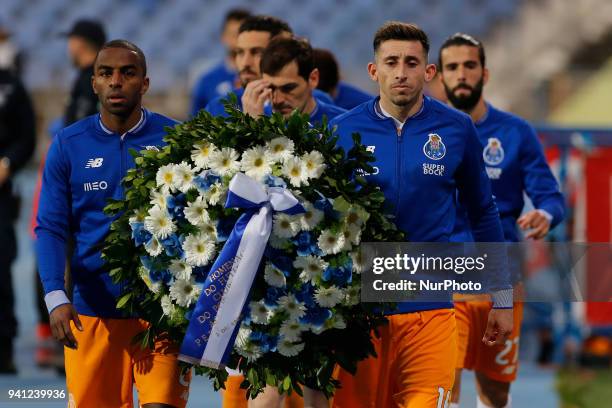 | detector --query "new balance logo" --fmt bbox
[85,158,104,168]
[83,181,108,191]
